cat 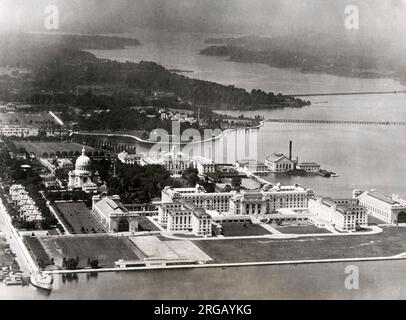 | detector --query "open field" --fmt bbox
[40,235,141,268]
[12,141,95,156]
[53,202,106,234]
[216,223,271,237]
[194,227,406,263]
[0,112,56,127]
